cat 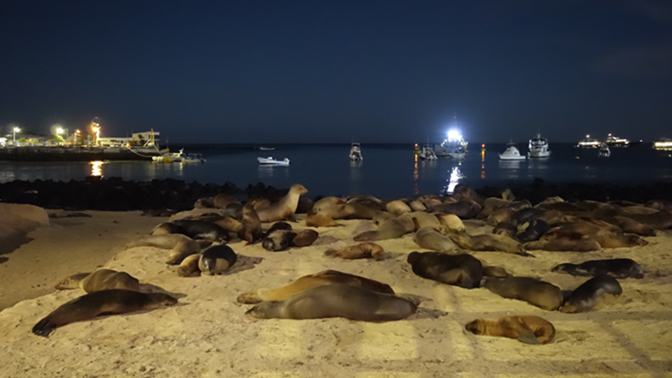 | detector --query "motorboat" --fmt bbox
[152,148,186,163]
[349,142,363,161]
[605,133,630,148]
[653,137,672,150]
[598,142,611,157]
[418,145,438,160]
[499,142,526,160]
[577,135,600,148]
[434,128,468,158]
[527,133,551,158]
[259,146,275,151]
[257,156,290,166]
[182,153,206,163]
